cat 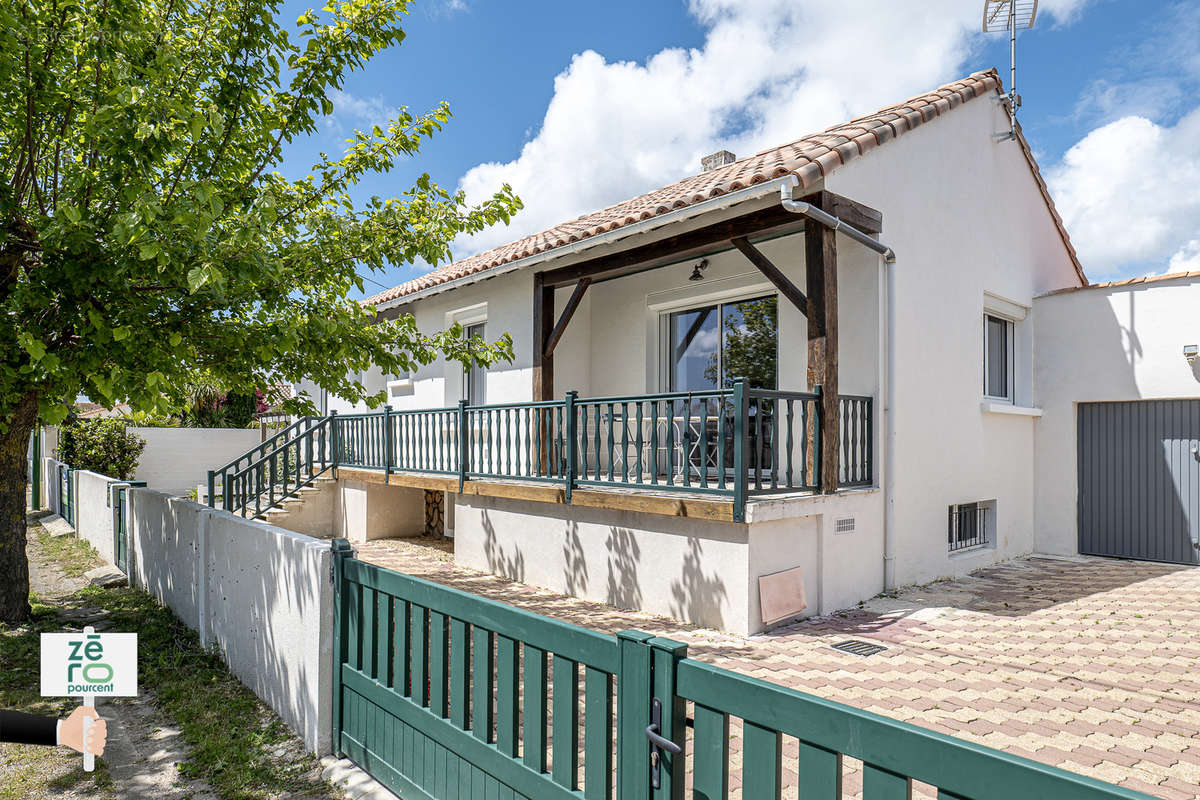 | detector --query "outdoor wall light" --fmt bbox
[688,258,709,281]
[1185,344,1199,363]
